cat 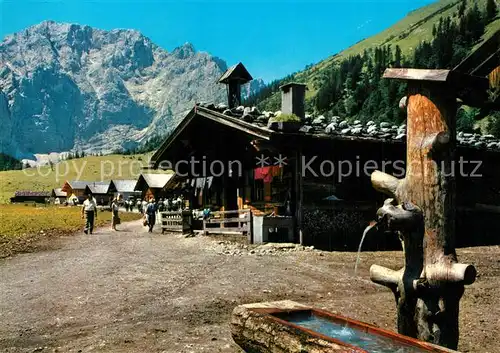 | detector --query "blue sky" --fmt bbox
[1,0,436,82]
